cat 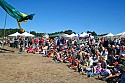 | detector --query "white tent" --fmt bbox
[64,34,70,37]
[90,35,94,39]
[62,34,71,37]
[104,33,114,37]
[20,32,34,37]
[116,31,125,36]
[43,34,49,38]
[80,32,89,37]
[68,33,78,38]
[8,32,21,37]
